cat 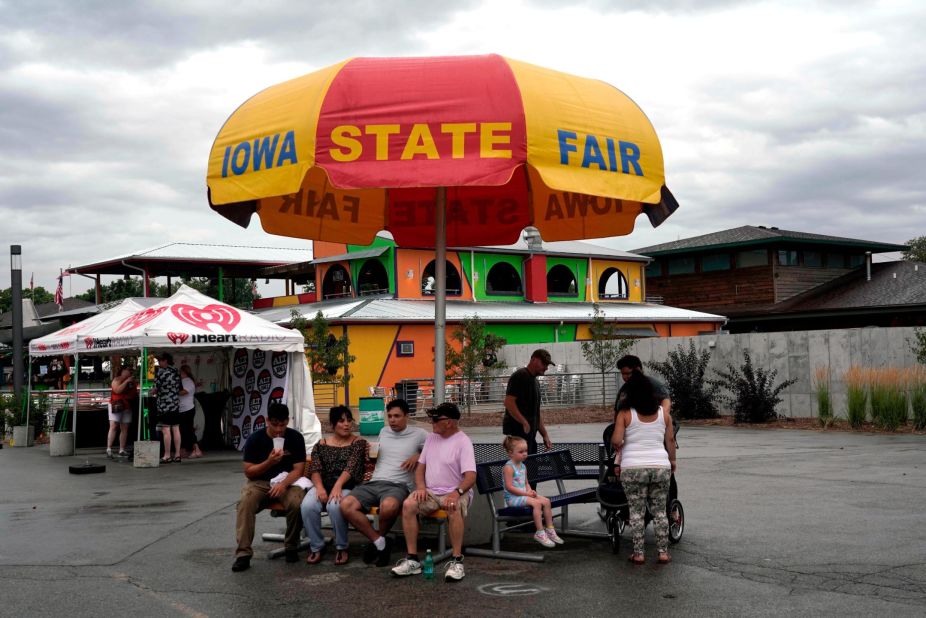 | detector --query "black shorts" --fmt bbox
[349,481,410,511]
